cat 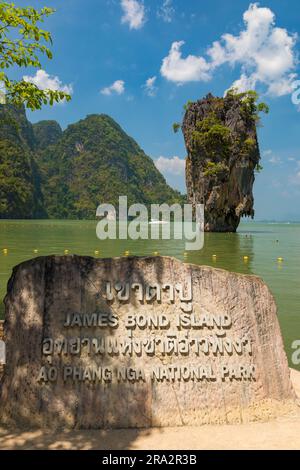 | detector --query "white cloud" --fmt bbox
[23,69,73,95]
[160,3,297,96]
[271,179,282,189]
[101,80,125,96]
[157,0,175,23]
[229,73,258,94]
[269,156,281,164]
[262,149,281,164]
[144,76,157,97]
[267,73,297,96]
[120,0,145,30]
[208,3,297,95]
[155,156,185,176]
[290,170,300,185]
[160,41,211,83]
